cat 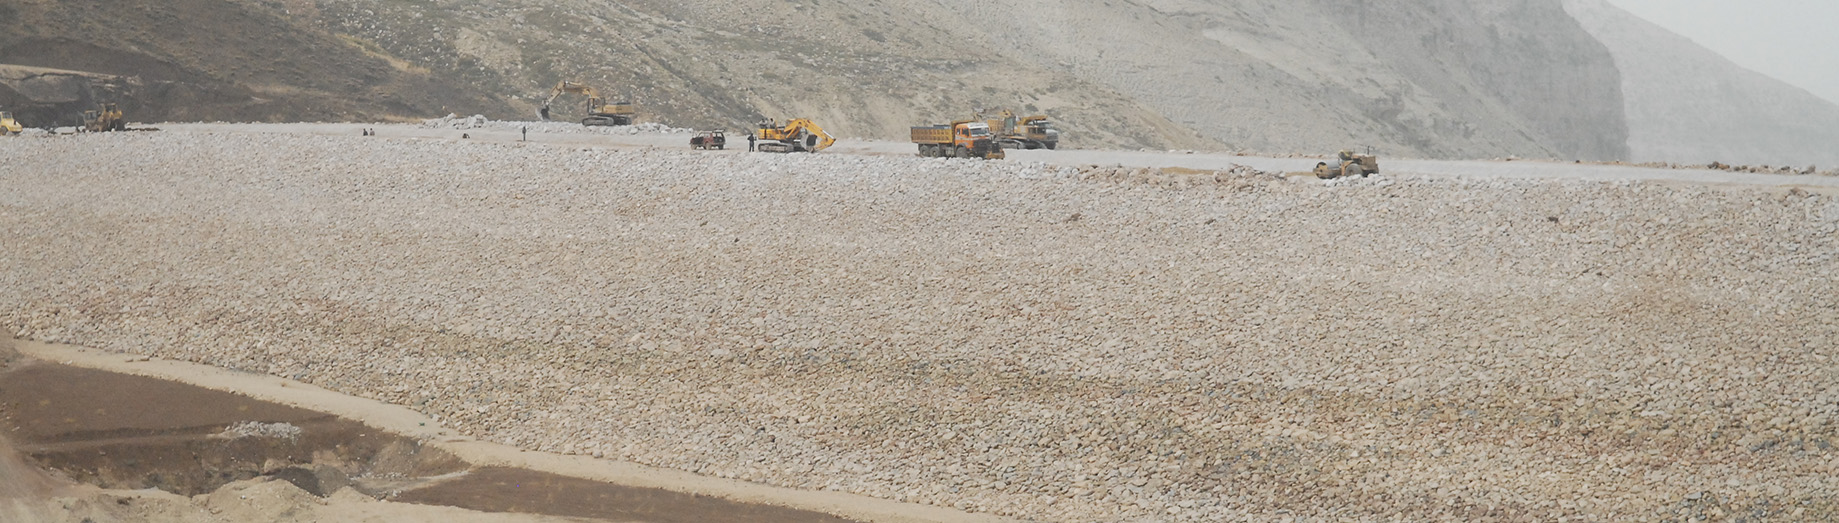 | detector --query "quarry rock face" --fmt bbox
[951,0,1630,160]
[0,65,124,127]
[1307,0,1630,161]
[1564,0,1839,167]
